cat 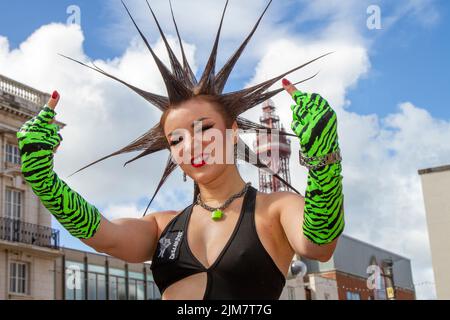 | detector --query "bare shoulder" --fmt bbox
[259,190,305,217]
[146,209,183,239]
